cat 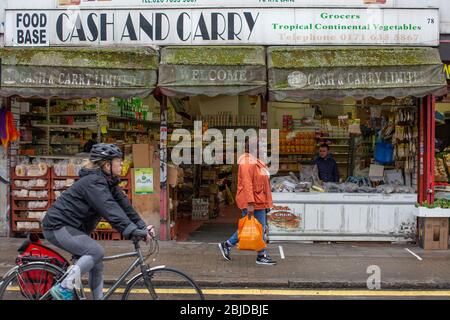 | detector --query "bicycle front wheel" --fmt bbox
[0,263,65,300]
[122,267,204,300]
